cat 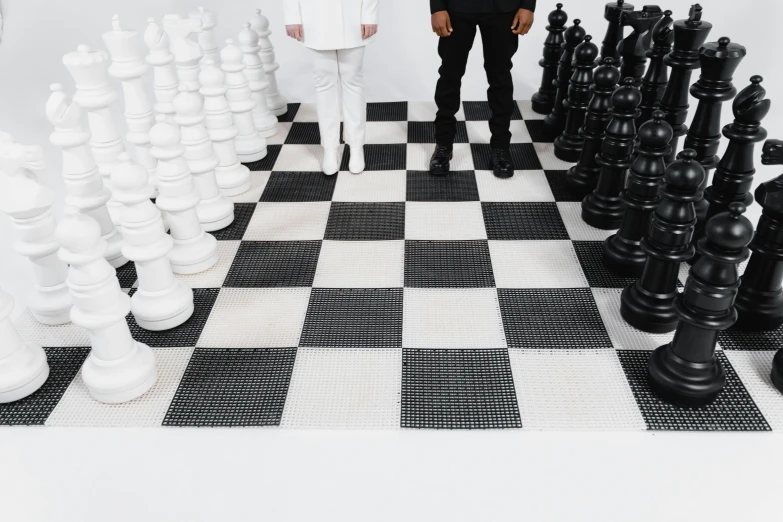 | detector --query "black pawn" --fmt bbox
[618,6,664,87]
[621,149,704,333]
[648,202,754,407]
[604,111,673,276]
[582,77,641,230]
[600,0,634,66]
[543,19,586,137]
[658,4,713,165]
[567,58,622,196]
[735,140,783,331]
[554,35,599,162]
[638,11,674,124]
[532,4,569,115]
